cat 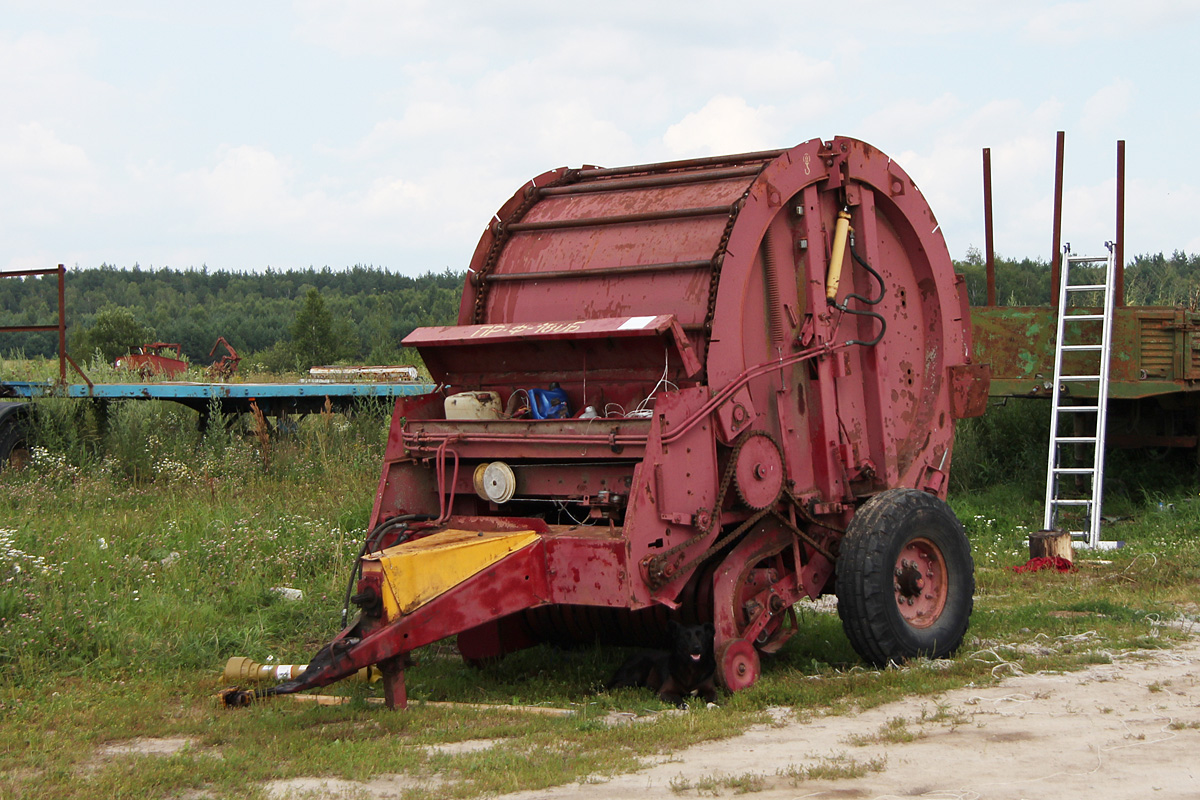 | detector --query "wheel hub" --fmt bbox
[716,638,760,691]
[893,537,948,629]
